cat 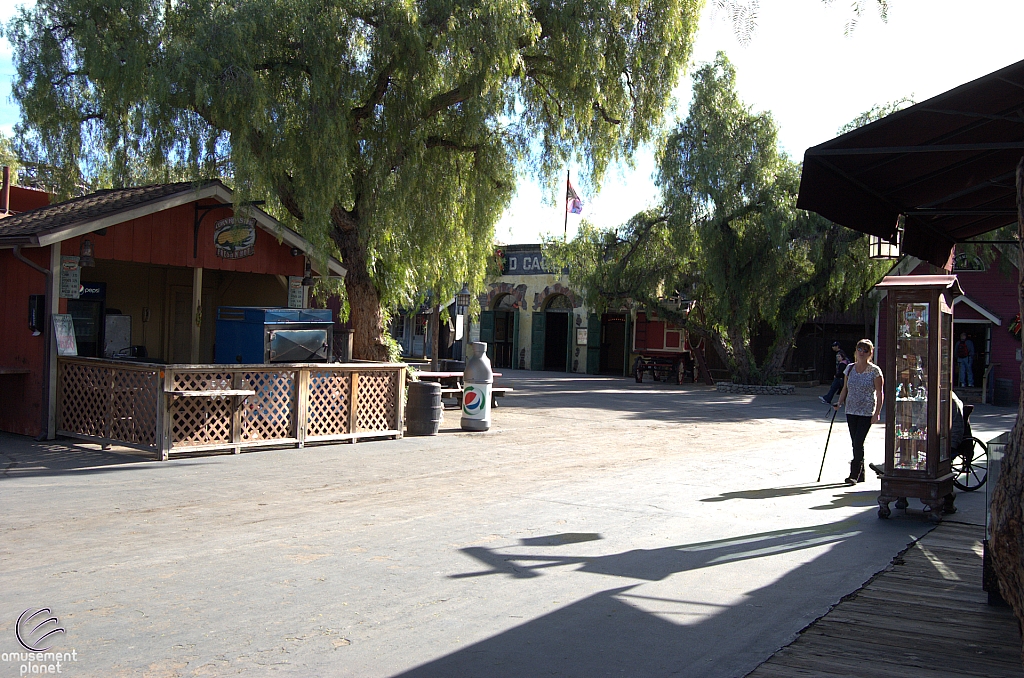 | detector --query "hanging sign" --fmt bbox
[214,217,257,259]
[287,276,304,308]
[53,314,78,356]
[59,256,81,299]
